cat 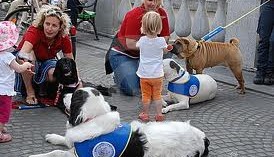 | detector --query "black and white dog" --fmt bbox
[162,59,217,113]
[29,87,210,157]
[53,58,116,114]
